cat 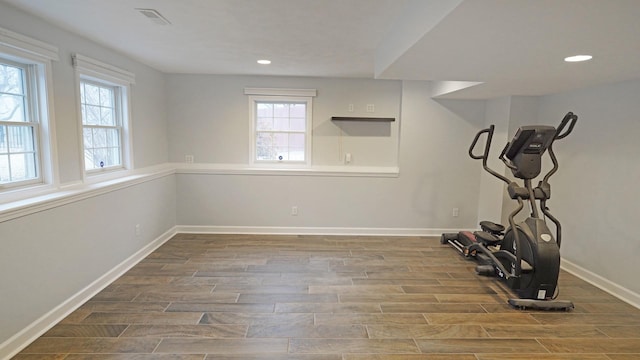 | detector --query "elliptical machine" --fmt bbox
[441,112,578,310]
